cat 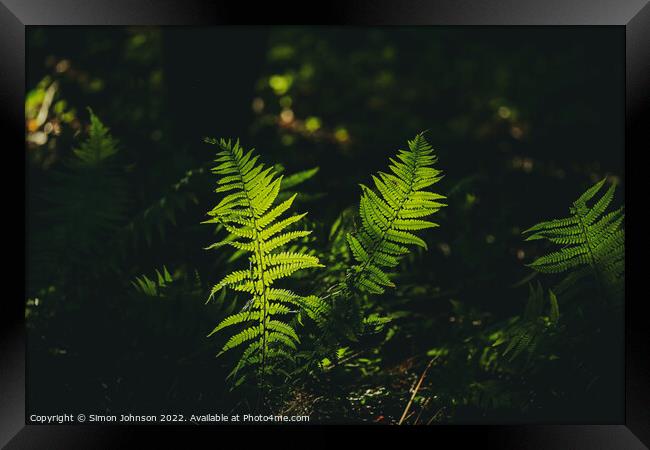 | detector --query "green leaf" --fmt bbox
[203,137,322,384]
[346,132,445,295]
